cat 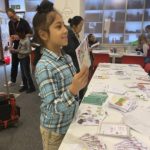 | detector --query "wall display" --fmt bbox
[9,0,26,12]
[84,0,150,44]
[0,12,9,61]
